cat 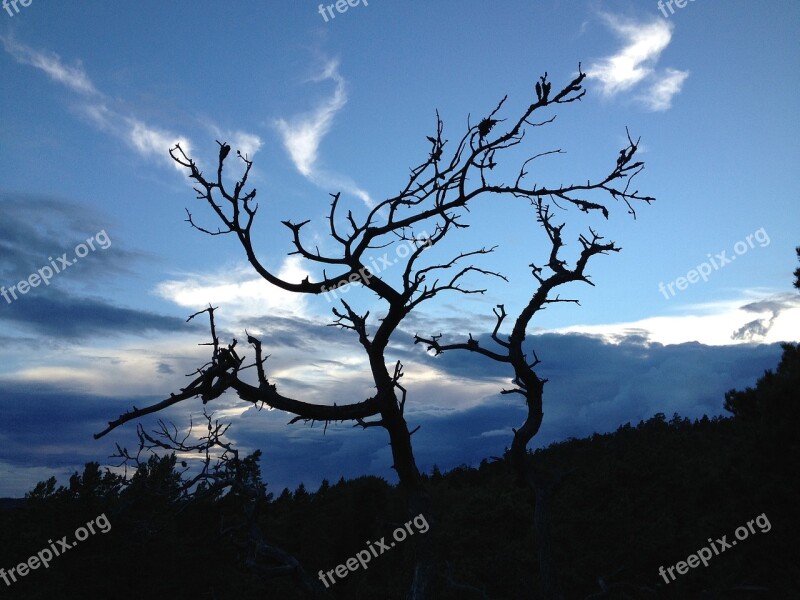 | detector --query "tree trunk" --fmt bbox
[381,396,436,600]
[508,375,564,600]
[407,486,435,600]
